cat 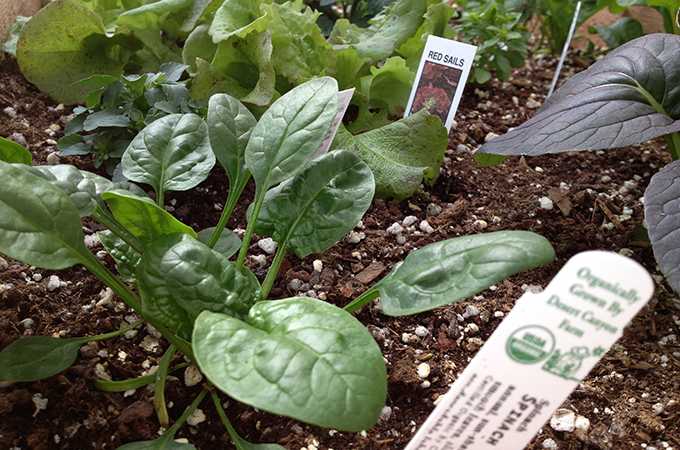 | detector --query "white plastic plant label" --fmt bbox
[404,35,477,132]
[405,251,654,450]
[313,88,355,160]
